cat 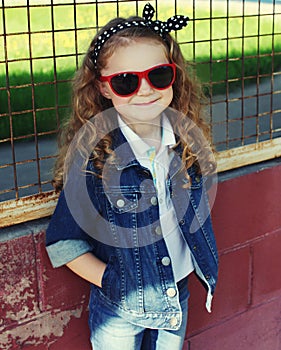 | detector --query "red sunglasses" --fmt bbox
[100,63,176,97]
